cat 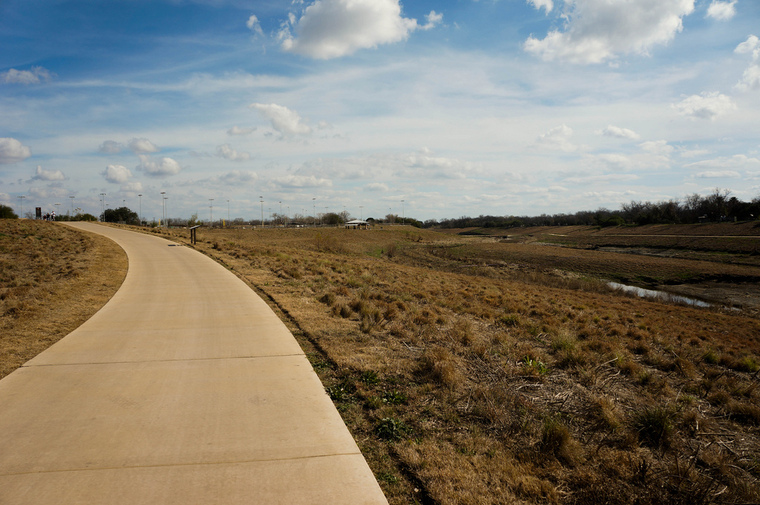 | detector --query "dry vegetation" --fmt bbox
[0,220,127,379]
[138,223,760,505]
[3,219,758,504]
